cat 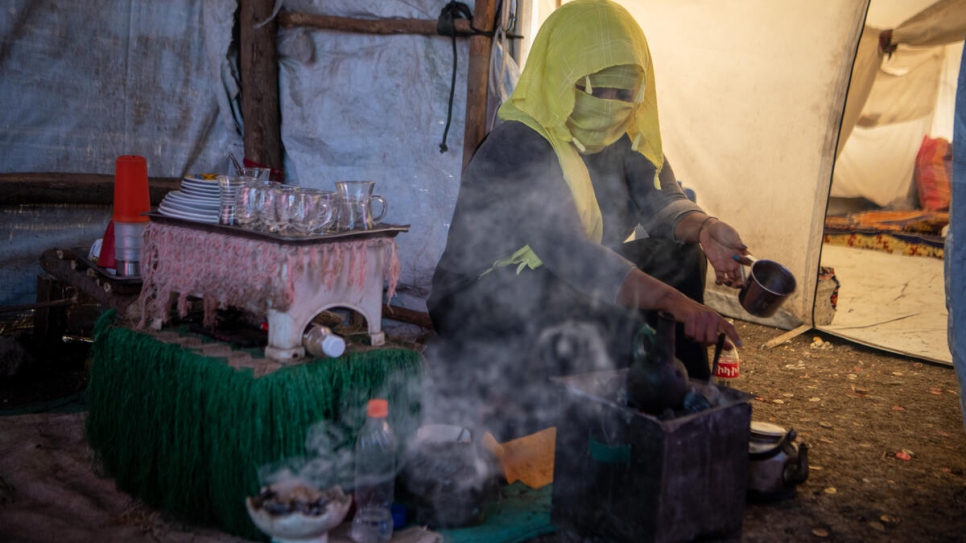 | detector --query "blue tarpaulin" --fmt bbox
[948,46,966,429]
[0,0,481,308]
